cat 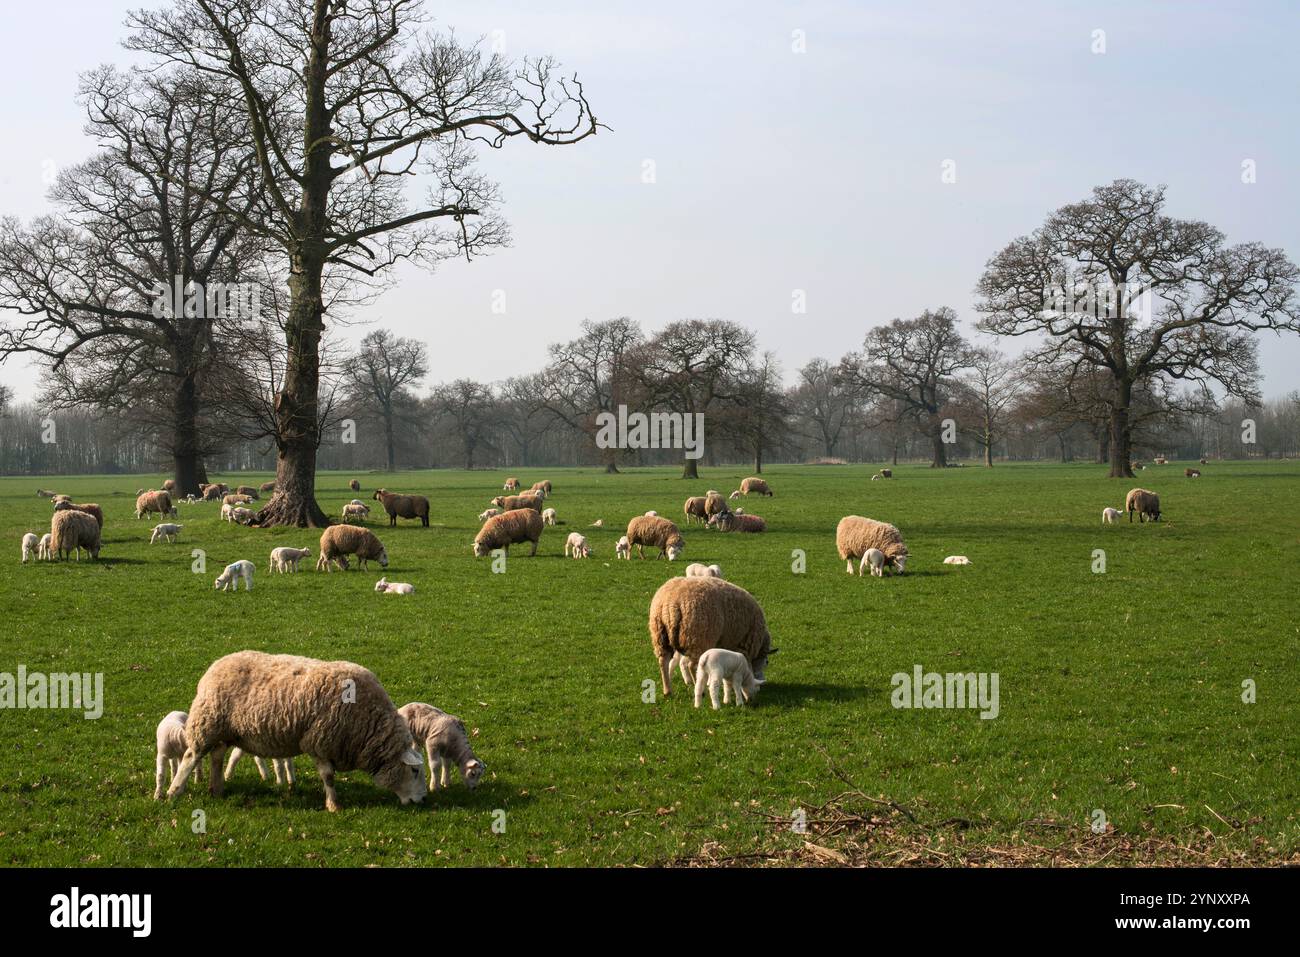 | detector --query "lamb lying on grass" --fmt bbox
[214,560,255,592]
[20,532,37,563]
[269,546,311,573]
[942,556,972,565]
[564,532,591,558]
[223,748,295,787]
[397,703,485,791]
[375,577,415,594]
[685,563,723,579]
[1102,507,1122,525]
[150,523,183,544]
[693,648,762,709]
[341,502,370,523]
